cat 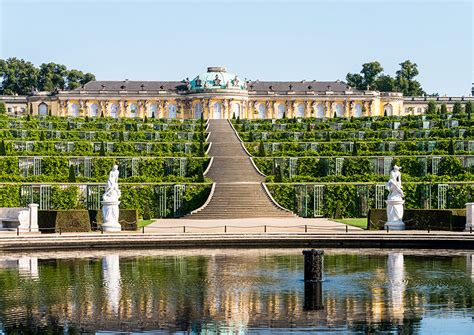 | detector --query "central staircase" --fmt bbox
[185,120,294,219]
